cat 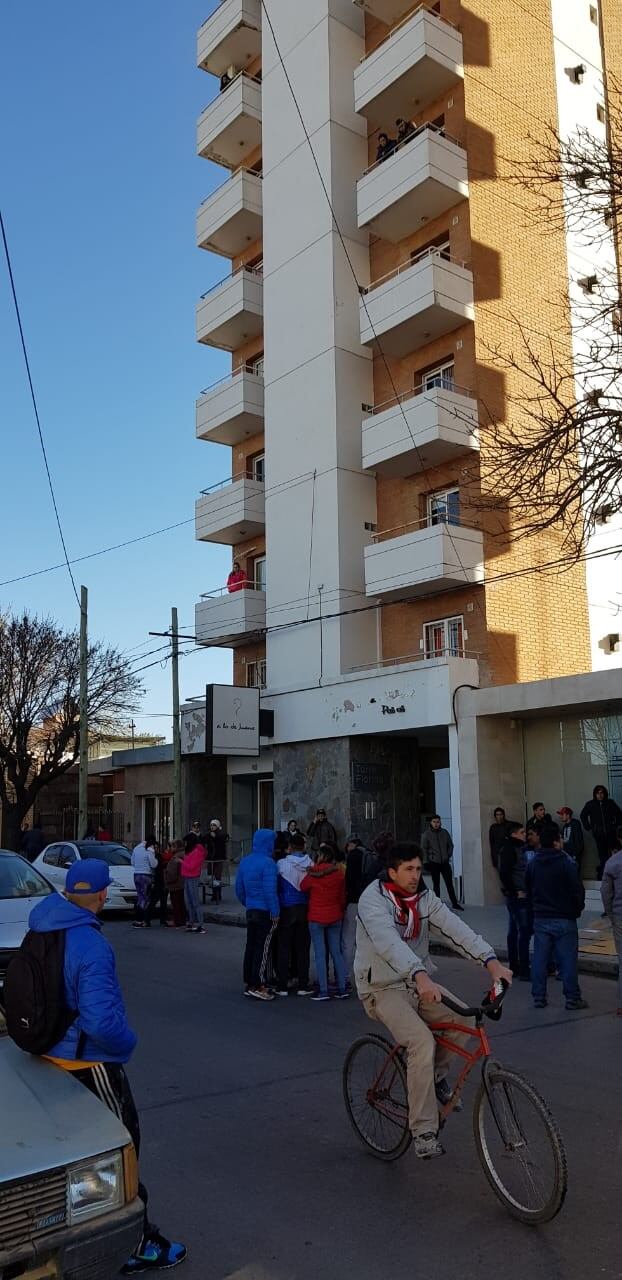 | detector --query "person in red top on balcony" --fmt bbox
[301,844,348,1002]
[227,561,247,593]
